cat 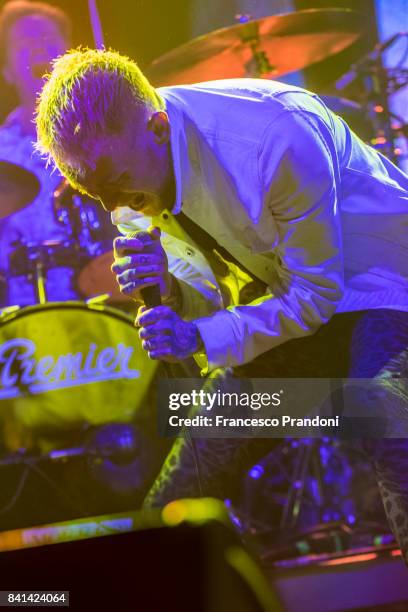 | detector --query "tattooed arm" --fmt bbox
[136,305,204,362]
